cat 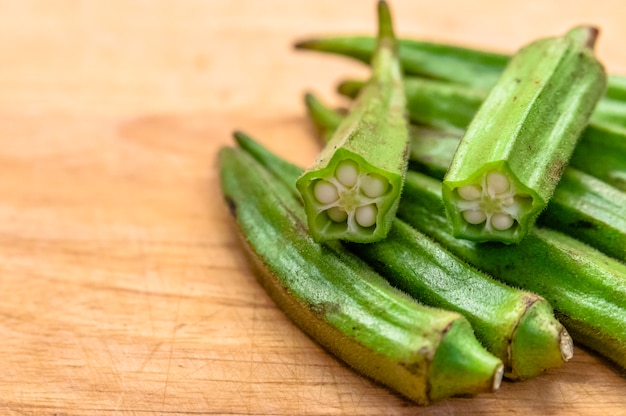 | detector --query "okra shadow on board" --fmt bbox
[440,26,607,244]
[233,130,573,381]
[218,142,504,405]
[295,0,410,244]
